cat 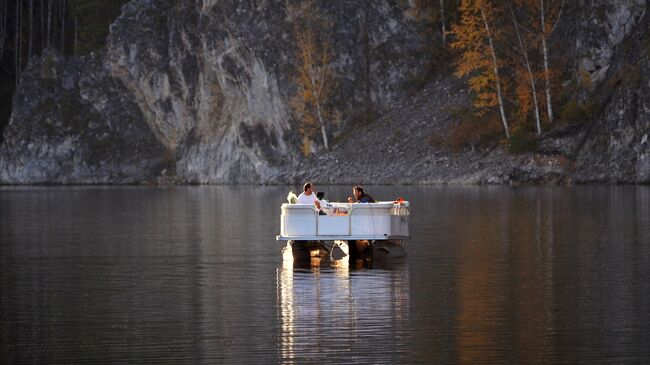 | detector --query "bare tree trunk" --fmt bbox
[509,2,542,135]
[40,0,44,51]
[440,0,446,46]
[47,0,51,48]
[60,0,65,53]
[0,0,5,60]
[316,104,329,151]
[480,6,509,139]
[16,0,21,85]
[74,16,77,54]
[28,0,33,60]
[362,0,372,123]
[540,0,554,124]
